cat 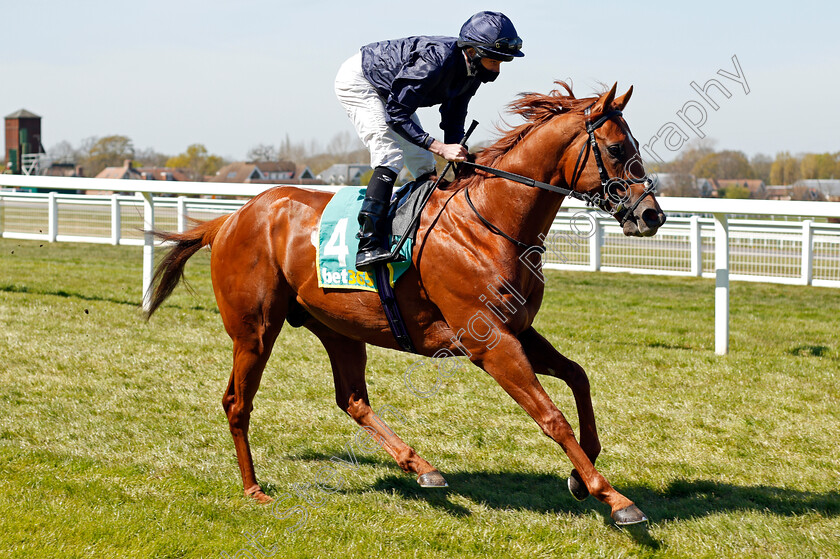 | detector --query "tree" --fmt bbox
[277,134,310,162]
[664,137,717,174]
[166,144,224,181]
[48,140,78,163]
[325,131,363,160]
[358,168,374,186]
[246,143,278,162]
[664,173,700,197]
[135,147,171,168]
[720,185,750,199]
[81,135,135,177]
[800,153,836,180]
[750,153,773,183]
[769,151,800,185]
[692,150,753,179]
